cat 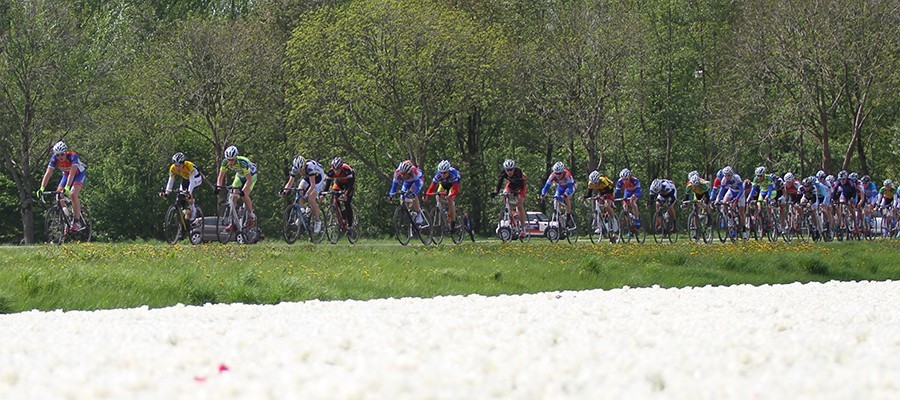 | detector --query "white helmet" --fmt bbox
[224,146,239,159]
[826,175,835,183]
[689,175,701,185]
[688,170,699,179]
[816,170,826,179]
[331,156,344,170]
[755,166,766,176]
[588,171,600,183]
[783,172,794,182]
[172,152,185,164]
[849,172,859,181]
[52,141,67,155]
[885,179,894,187]
[649,179,662,194]
[398,160,413,174]
[552,161,565,174]
[503,159,516,169]
[437,160,451,173]
[619,168,632,179]
[722,166,734,176]
[292,155,305,171]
